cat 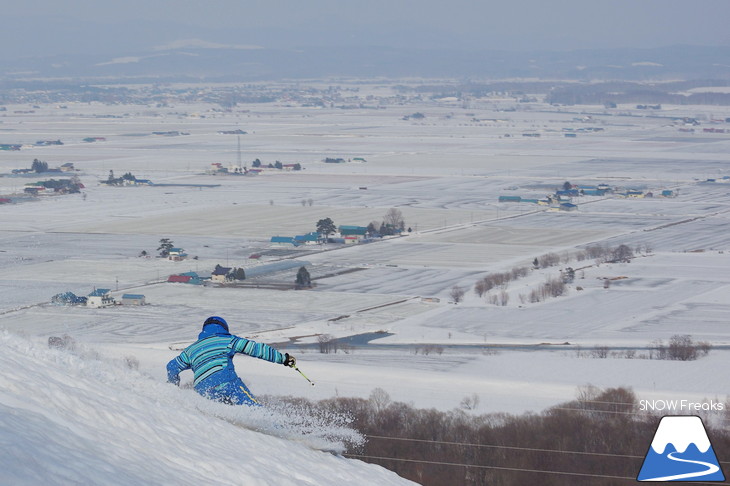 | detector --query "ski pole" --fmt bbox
[294,366,315,386]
